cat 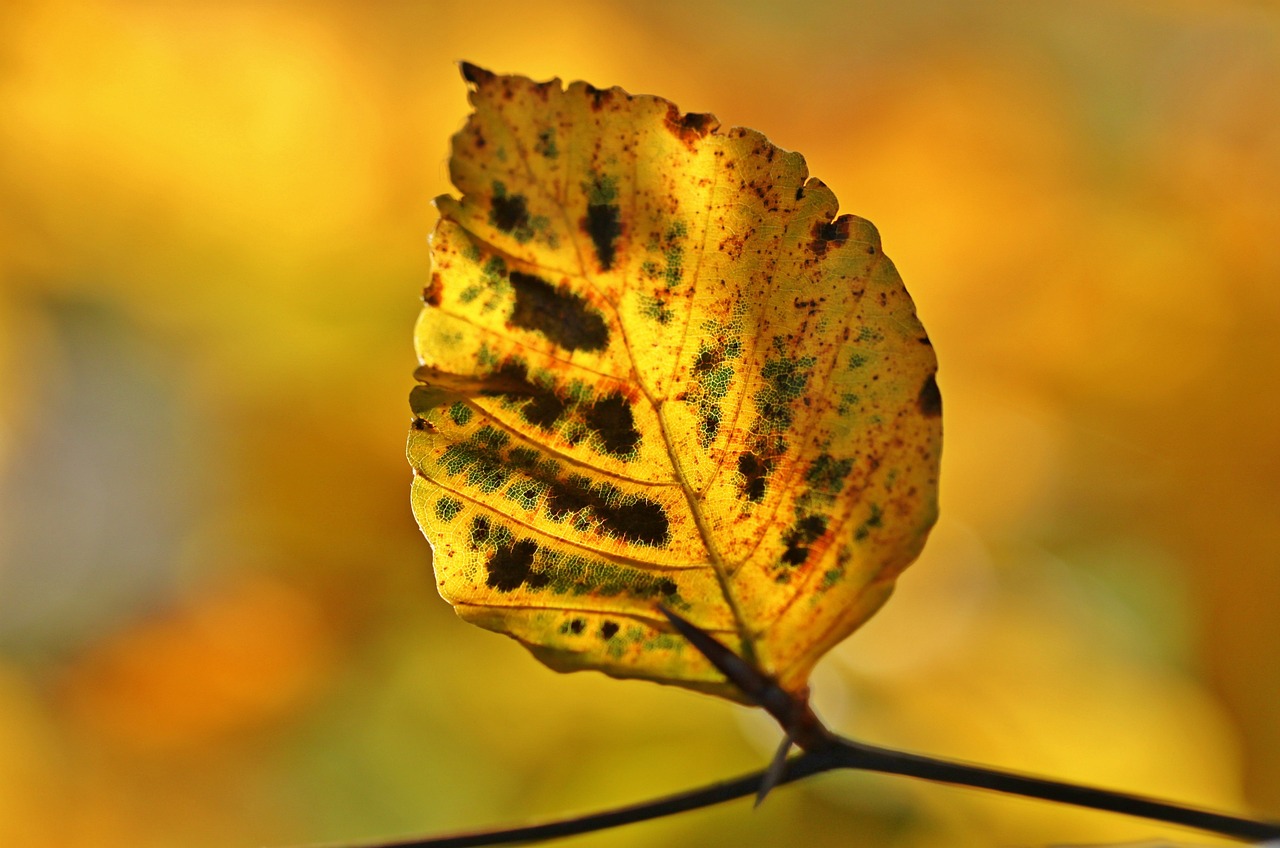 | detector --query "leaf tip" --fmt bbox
[459,60,494,86]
